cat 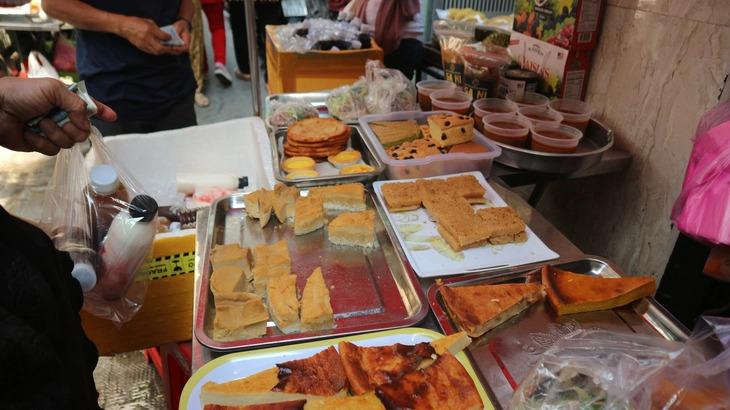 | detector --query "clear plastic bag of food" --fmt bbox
[268,100,319,128]
[509,329,688,409]
[326,84,369,121]
[461,42,512,99]
[361,60,418,114]
[510,322,730,409]
[41,127,158,326]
